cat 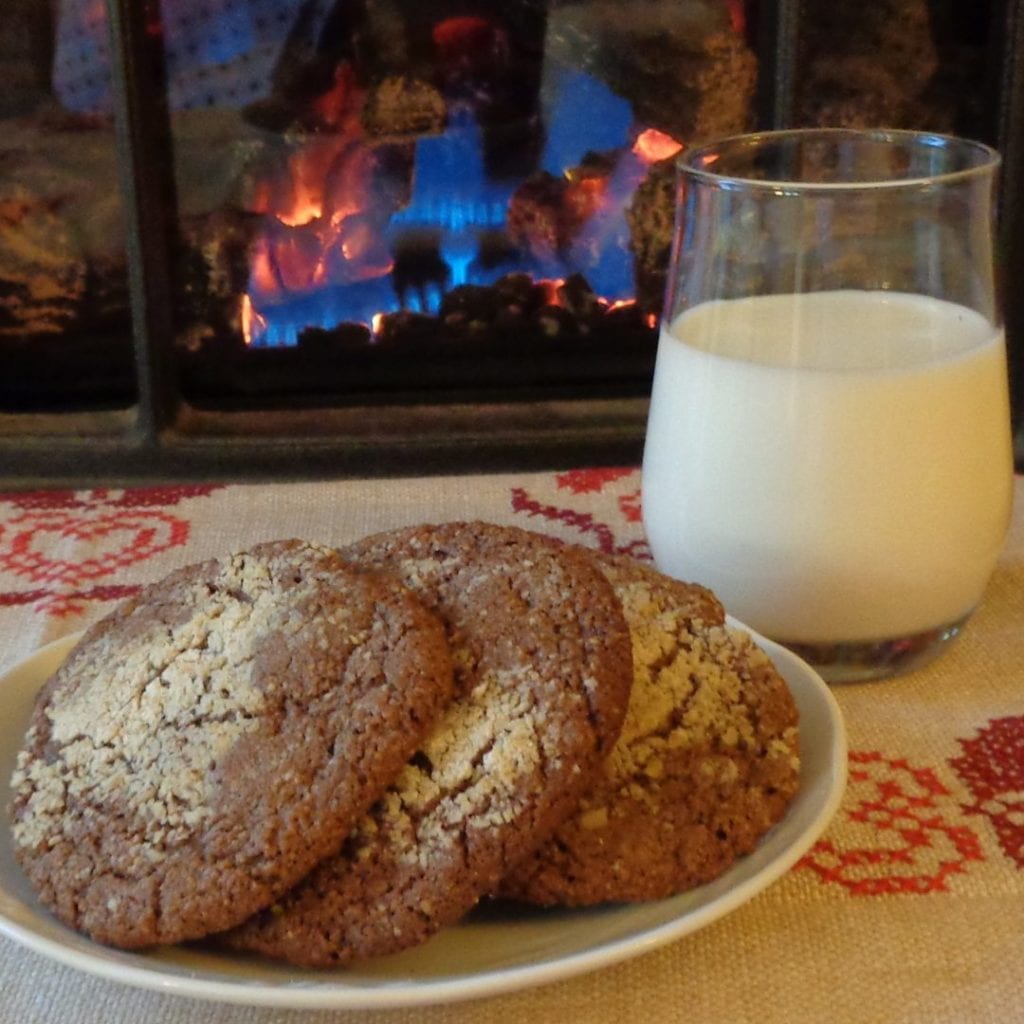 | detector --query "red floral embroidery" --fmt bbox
[102,485,222,508]
[798,750,985,895]
[510,486,650,559]
[554,467,635,495]
[0,486,220,617]
[0,485,221,510]
[950,716,1024,870]
[511,468,649,557]
[618,489,643,524]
